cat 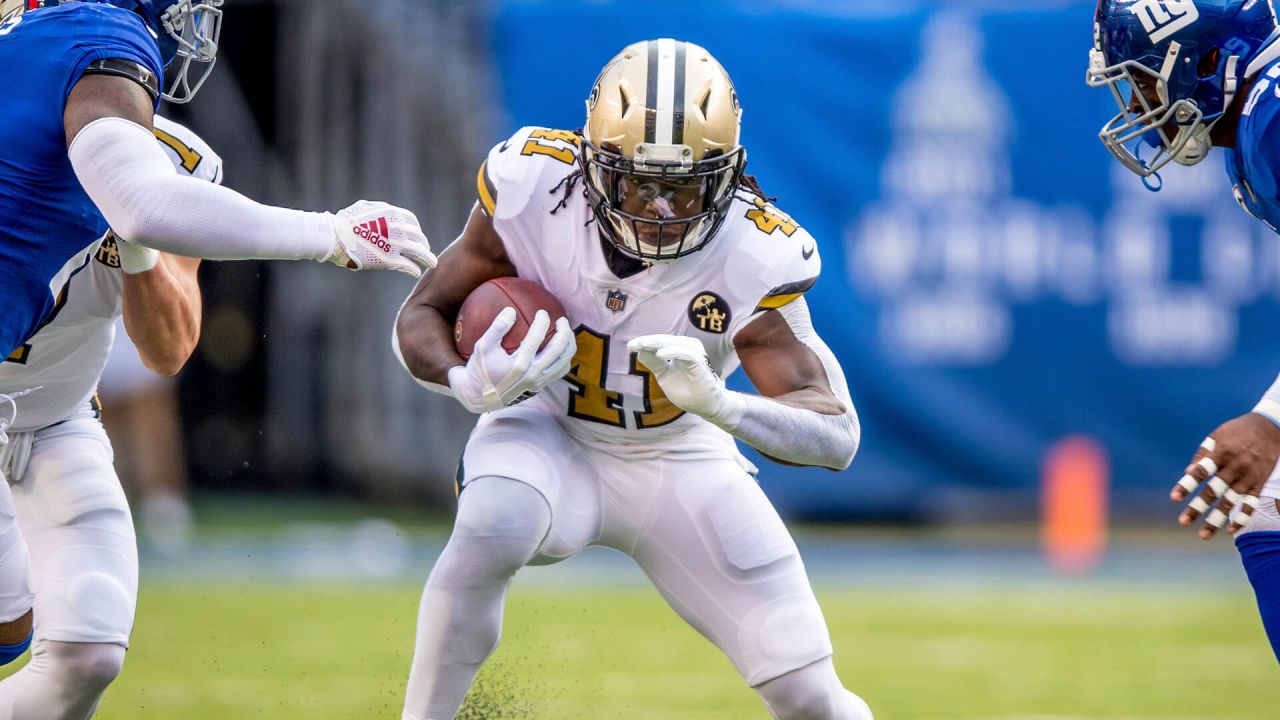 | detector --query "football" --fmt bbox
[454,276,568,359]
